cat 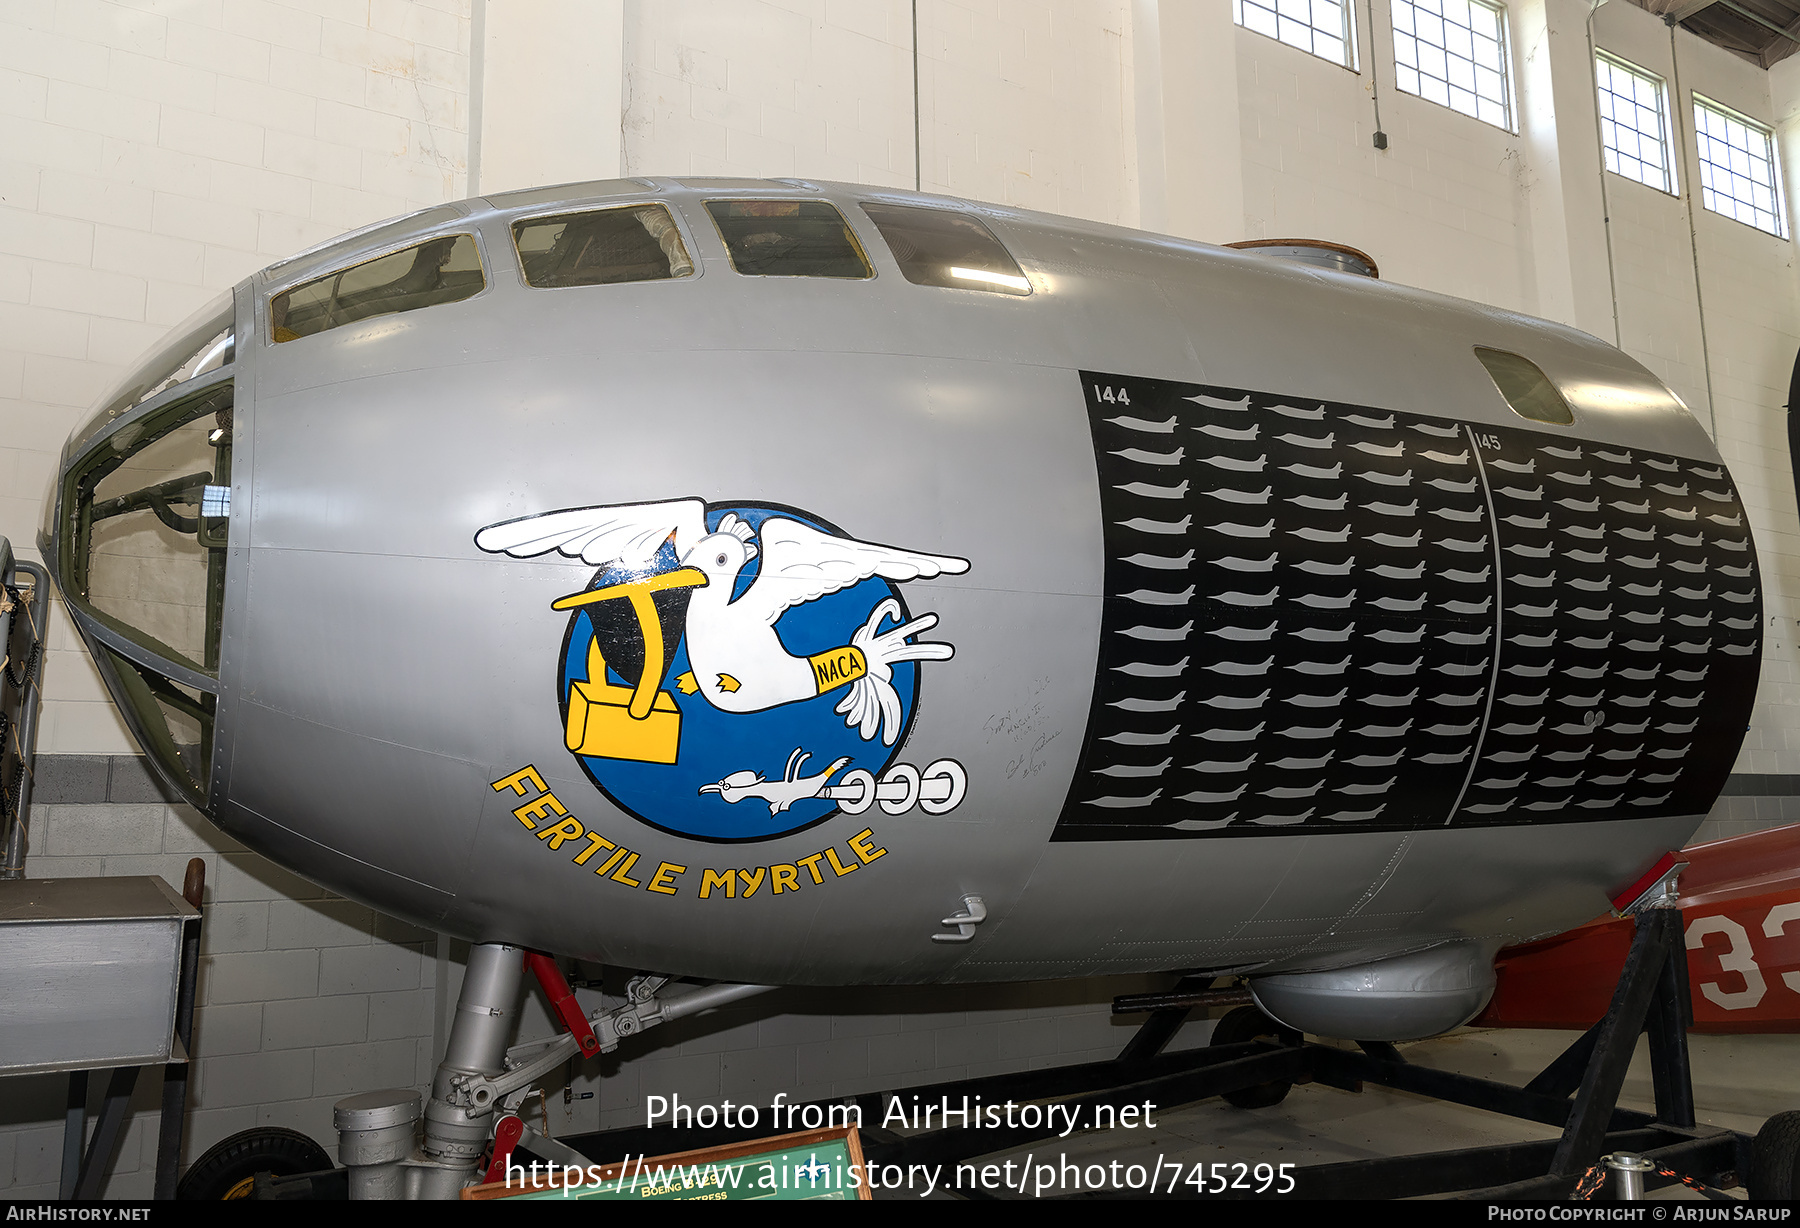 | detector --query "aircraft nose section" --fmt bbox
[42,293,238,813]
